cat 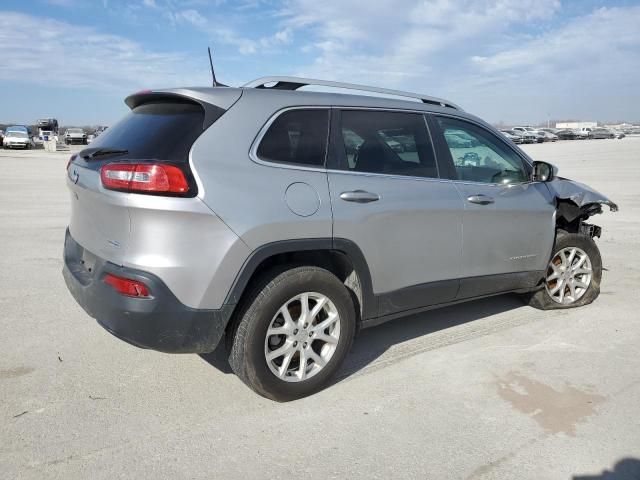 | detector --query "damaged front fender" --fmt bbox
[546,177,618,230]
[548,178,618,212]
